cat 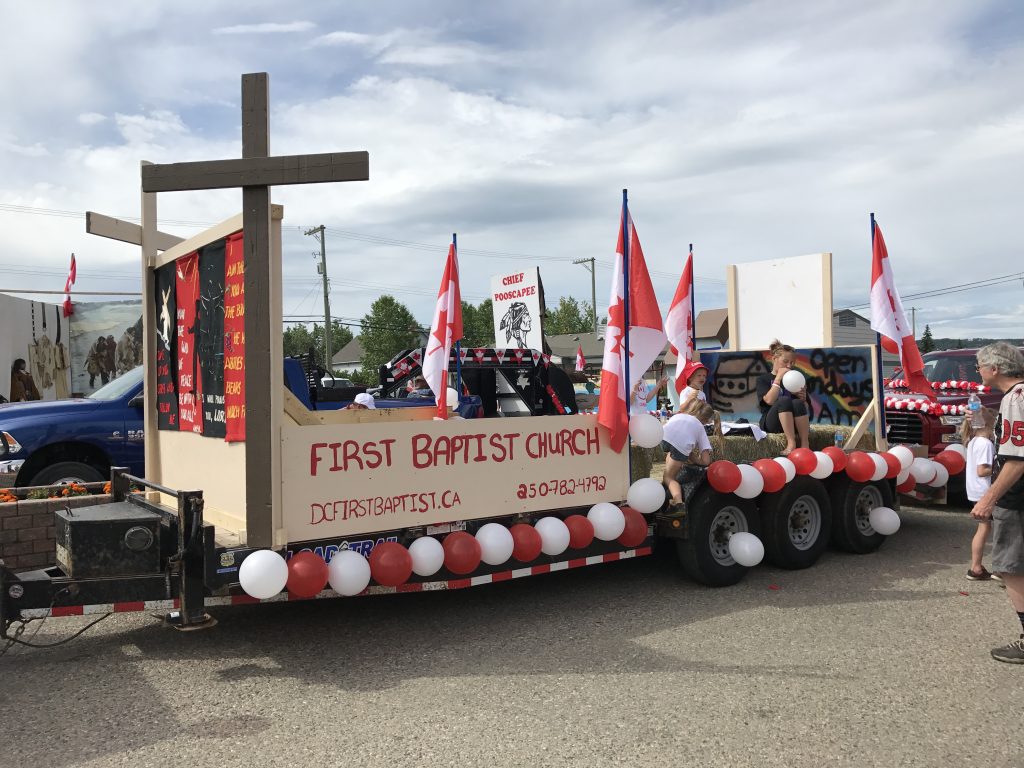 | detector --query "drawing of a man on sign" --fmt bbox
[499,302,532,349]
